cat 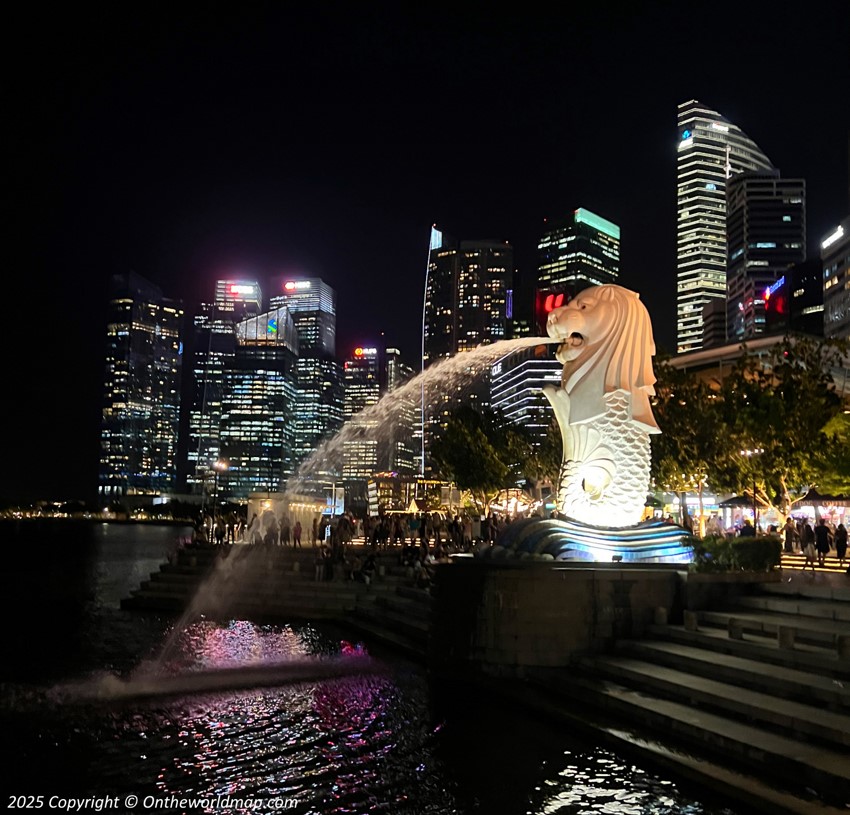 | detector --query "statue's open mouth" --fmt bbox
[556,332,584,361]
